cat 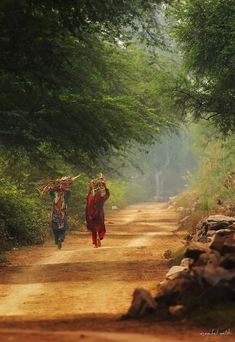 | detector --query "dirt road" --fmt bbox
[0,203,232,341]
